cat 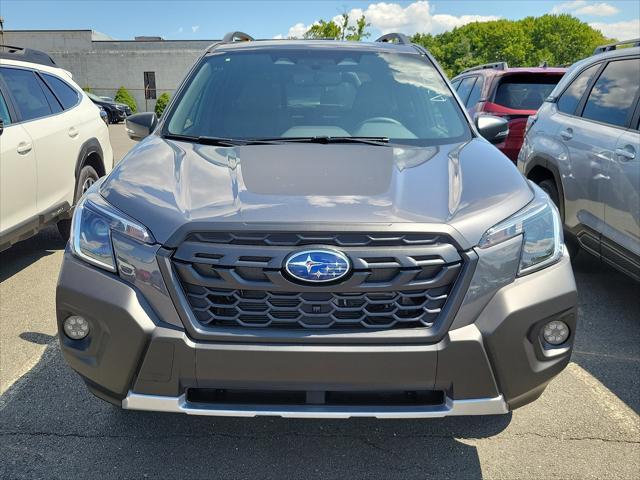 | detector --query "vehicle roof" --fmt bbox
[0,57,74,79]
[589,44,640,60]
[453,66,566,80]
[208,39,421,54]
